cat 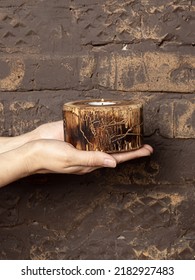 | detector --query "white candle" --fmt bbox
[88,99,116,106]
